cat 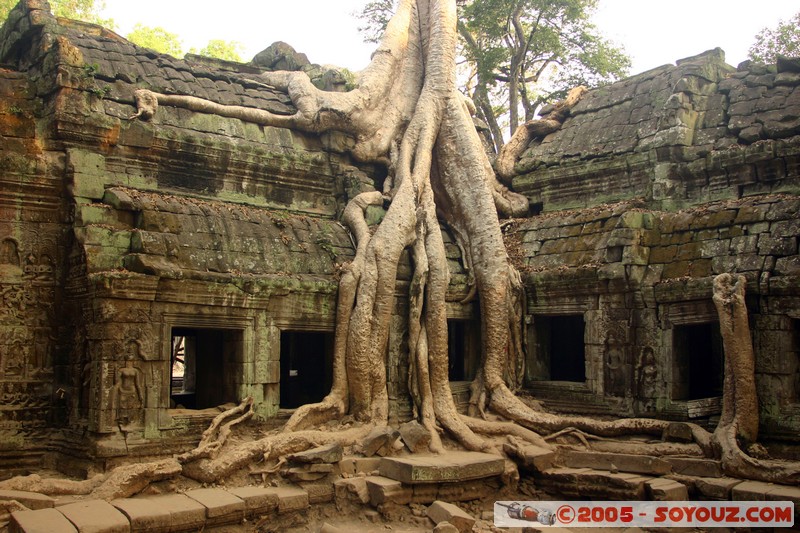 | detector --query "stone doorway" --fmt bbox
[528,315,586,383]
[279,330,334,409]
[671,322,724,401]
[447,319,480,382]
[170,327,242,409]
